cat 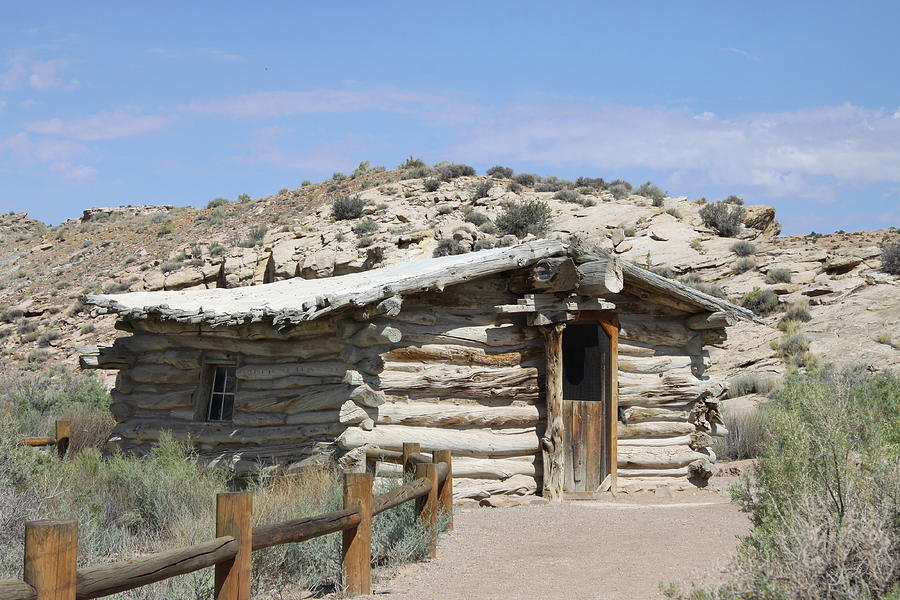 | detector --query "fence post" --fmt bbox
[23,520,77,600]
[401,442,420,475]
[415,462,439,558]
[215,492,252,600]
[432,450,453,531]
[342,472,373,596]
[55,420,70,459]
